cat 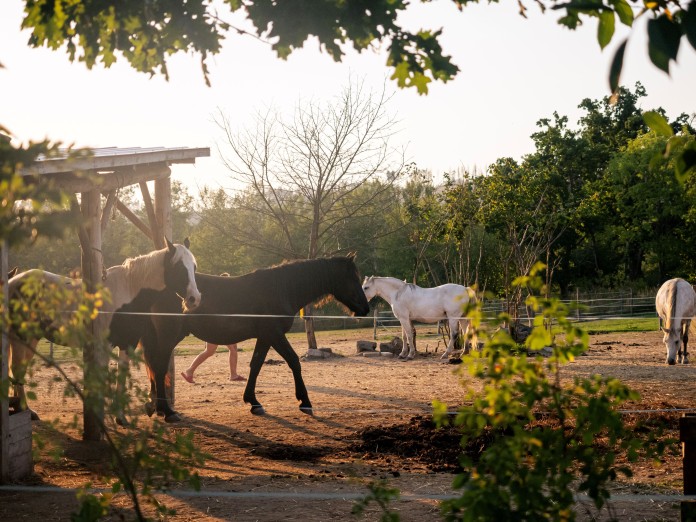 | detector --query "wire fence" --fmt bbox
[370,289,659,339]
